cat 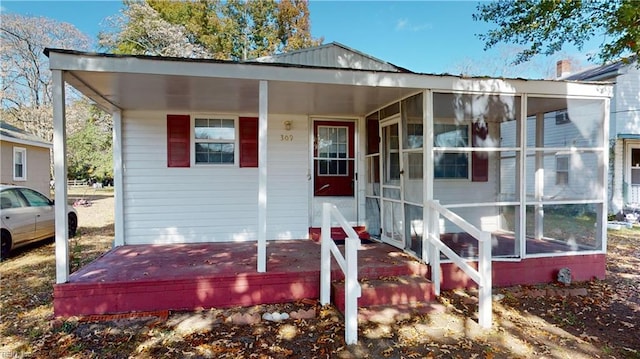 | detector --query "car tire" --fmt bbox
[68,213,77,238]
[1,231,11,260]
